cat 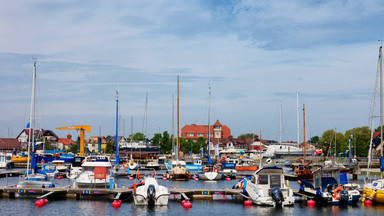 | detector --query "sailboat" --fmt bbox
[167,76,190,180]
[294,103,313,180]
[17,61,54,190]
[363,46,384,203]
